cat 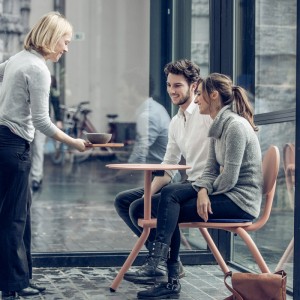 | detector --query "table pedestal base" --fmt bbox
[110,227,150,292]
